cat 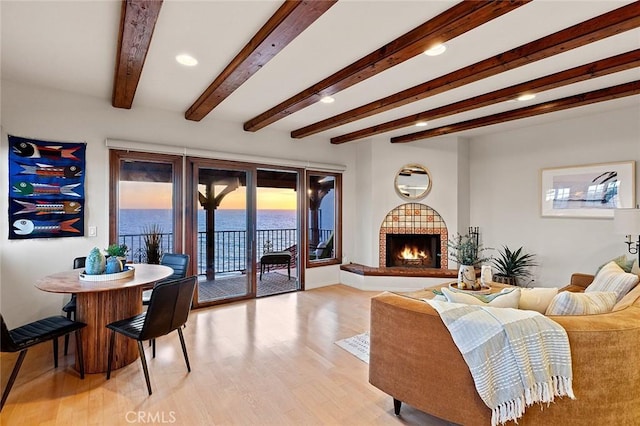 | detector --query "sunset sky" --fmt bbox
[120,182,296,210]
